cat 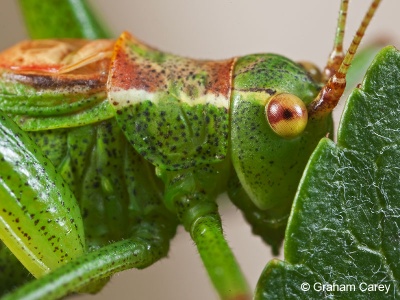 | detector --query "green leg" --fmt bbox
[2,219,175,300]
[191,215,250,300]
[162,164,251,300]
[0,115,179,298]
